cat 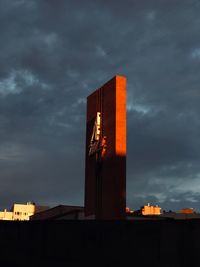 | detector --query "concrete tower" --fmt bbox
[84,76,126,220]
